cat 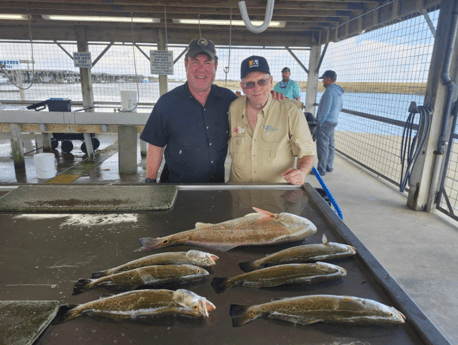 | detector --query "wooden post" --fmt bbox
[305,45,321,115]
[157,28,168,97]
[77,26,95,159]
[9,124,25,168]
[118,125,138,174]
